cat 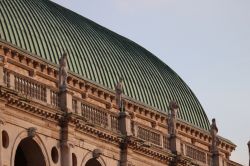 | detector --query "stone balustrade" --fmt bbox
[137,126,162,146]
[185,144,207,164]
[81,102,109,128]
